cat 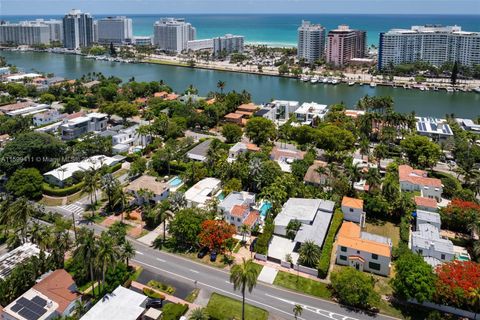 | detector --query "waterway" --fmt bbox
[2,51,480,118]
